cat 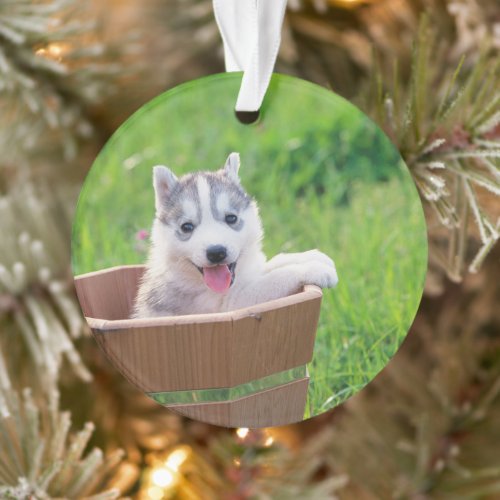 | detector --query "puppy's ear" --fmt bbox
[223,152,241,183]
[153,165,178,212]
